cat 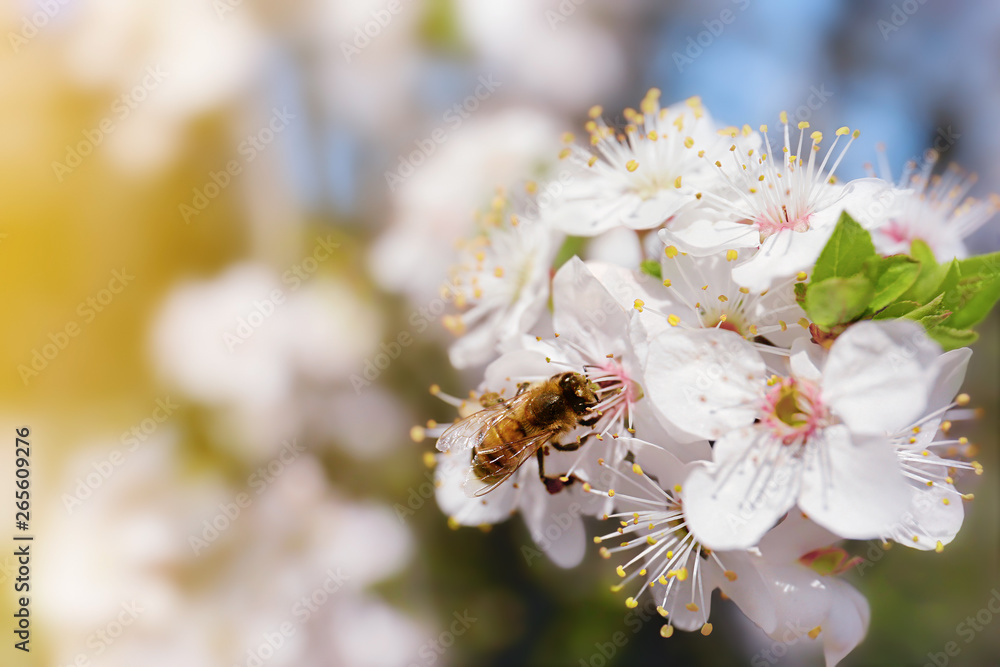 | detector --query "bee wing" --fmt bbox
[462,429,557,498]
[435,393,532,454]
